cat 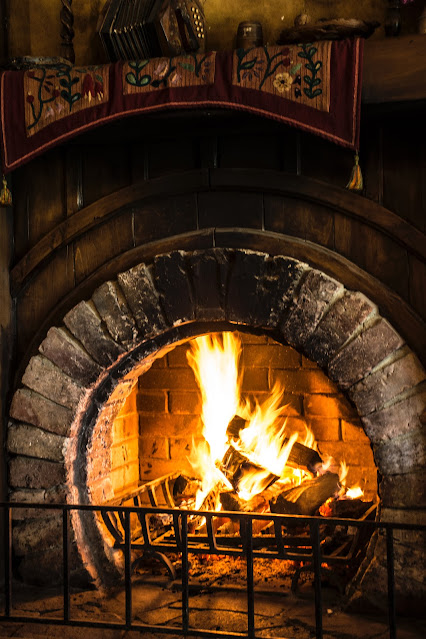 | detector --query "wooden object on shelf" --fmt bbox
[362,34,426,104]
[60,0,75,64]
